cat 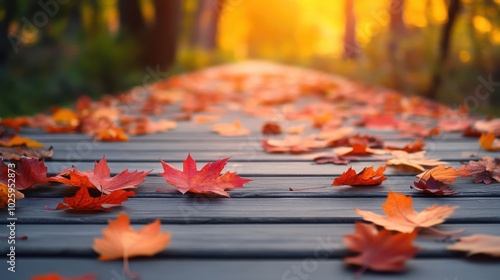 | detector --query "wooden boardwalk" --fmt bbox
[2,62,500,279]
